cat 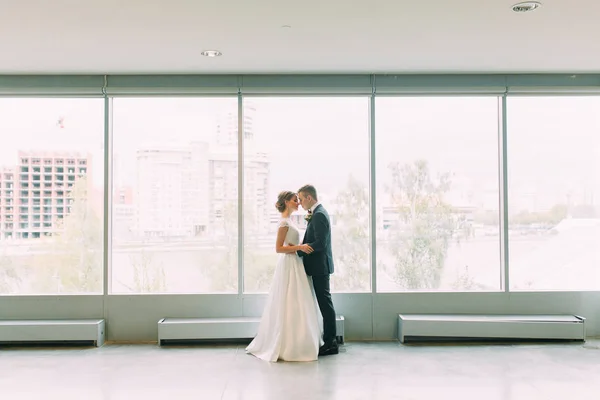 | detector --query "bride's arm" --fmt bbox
[275,226,312,254]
